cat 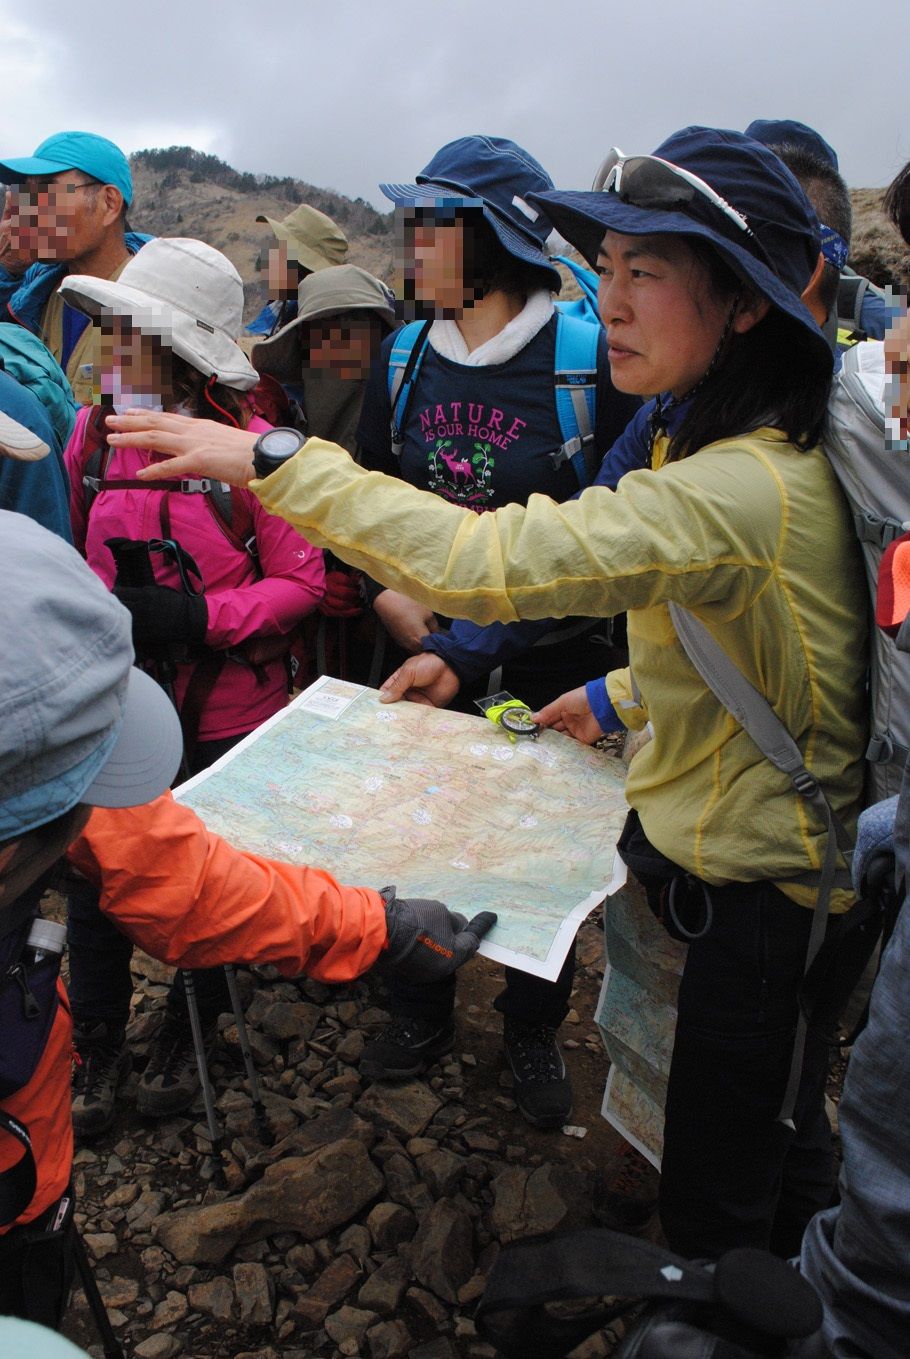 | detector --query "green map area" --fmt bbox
[177,677,630,979]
